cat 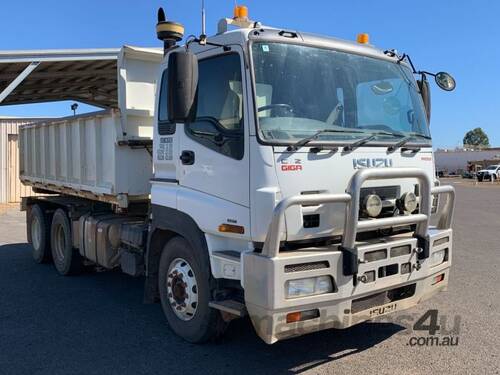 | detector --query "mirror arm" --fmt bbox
[394,53,418,74]
[417,70,436,77]
[186,35,232,51]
